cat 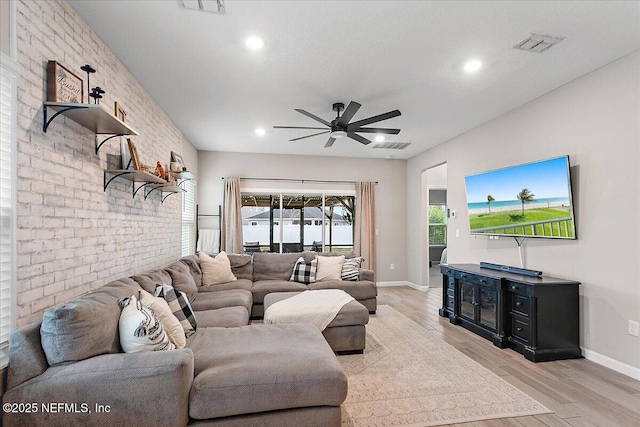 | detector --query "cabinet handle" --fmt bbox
[480,279,487,284]
[516,327,524,332]
[461,275,467,279]
[511,285,518,290]
[516,302,522,307]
